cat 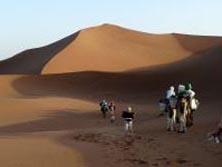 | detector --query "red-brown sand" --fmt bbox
[0,24,222,167]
